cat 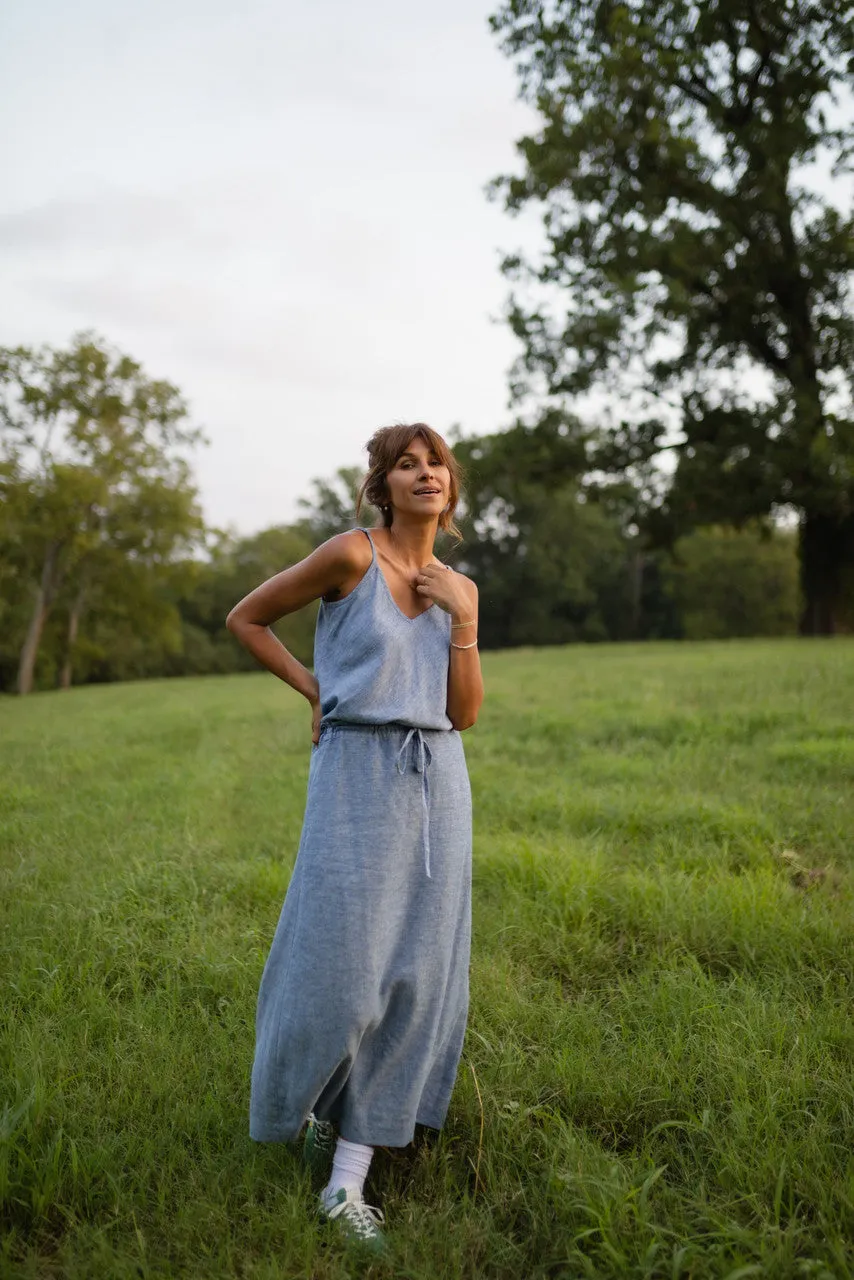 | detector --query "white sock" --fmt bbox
[321,1137,374,1208]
